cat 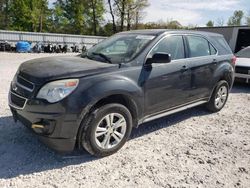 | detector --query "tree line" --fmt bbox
[0,0,150,36]
[0,1,250,36]
[206,10,250,27]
